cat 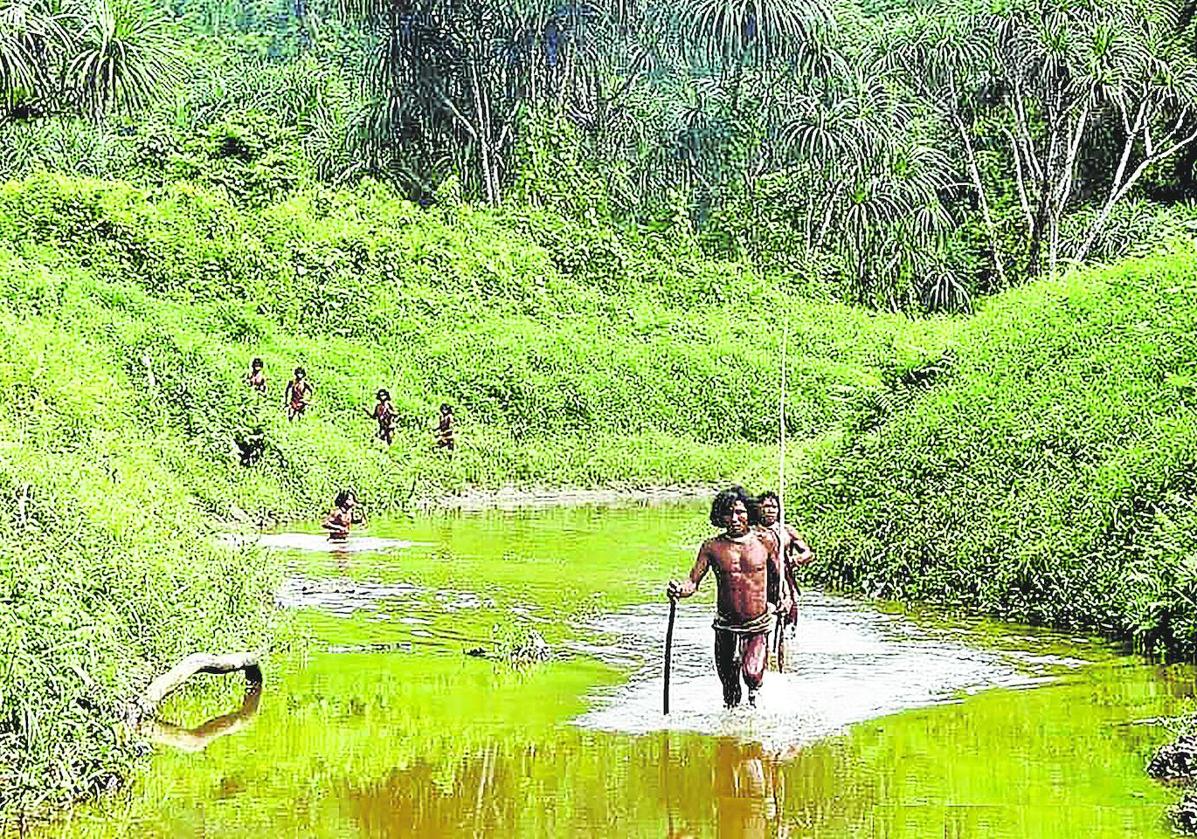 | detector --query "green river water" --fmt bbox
[41,502,1196,838]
